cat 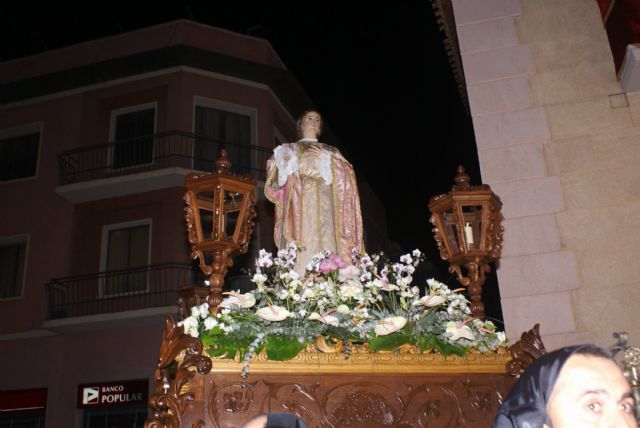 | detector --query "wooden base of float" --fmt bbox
[144,317,545,428]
